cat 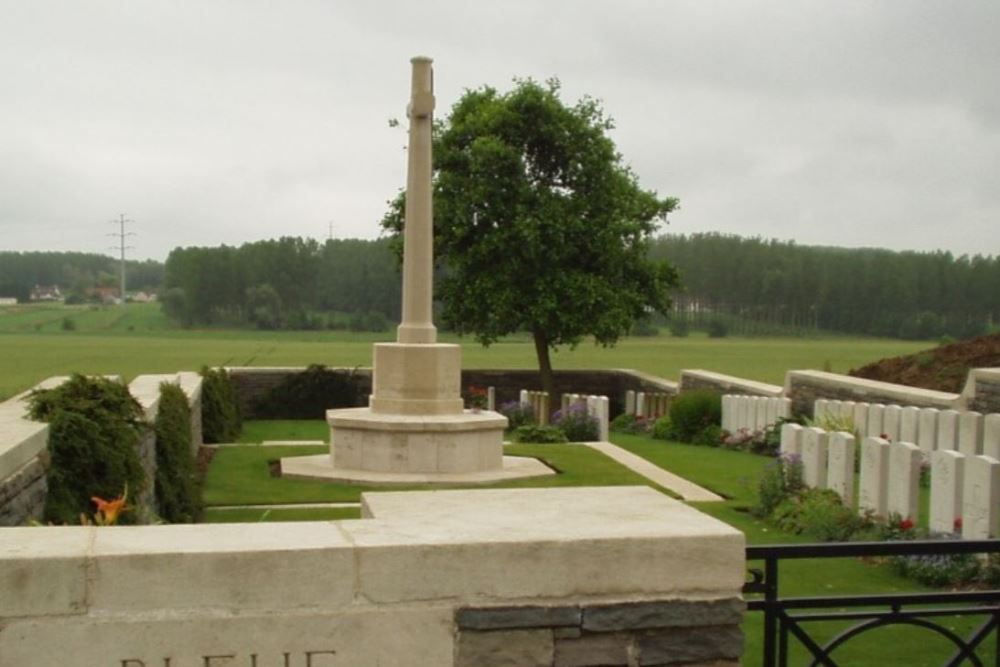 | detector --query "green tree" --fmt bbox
[383,78,678,397]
